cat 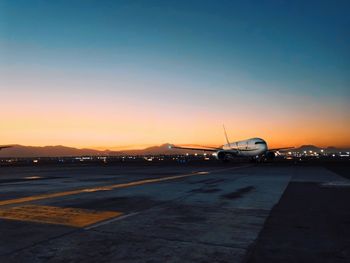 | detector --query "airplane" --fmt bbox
[169,126,293,162]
